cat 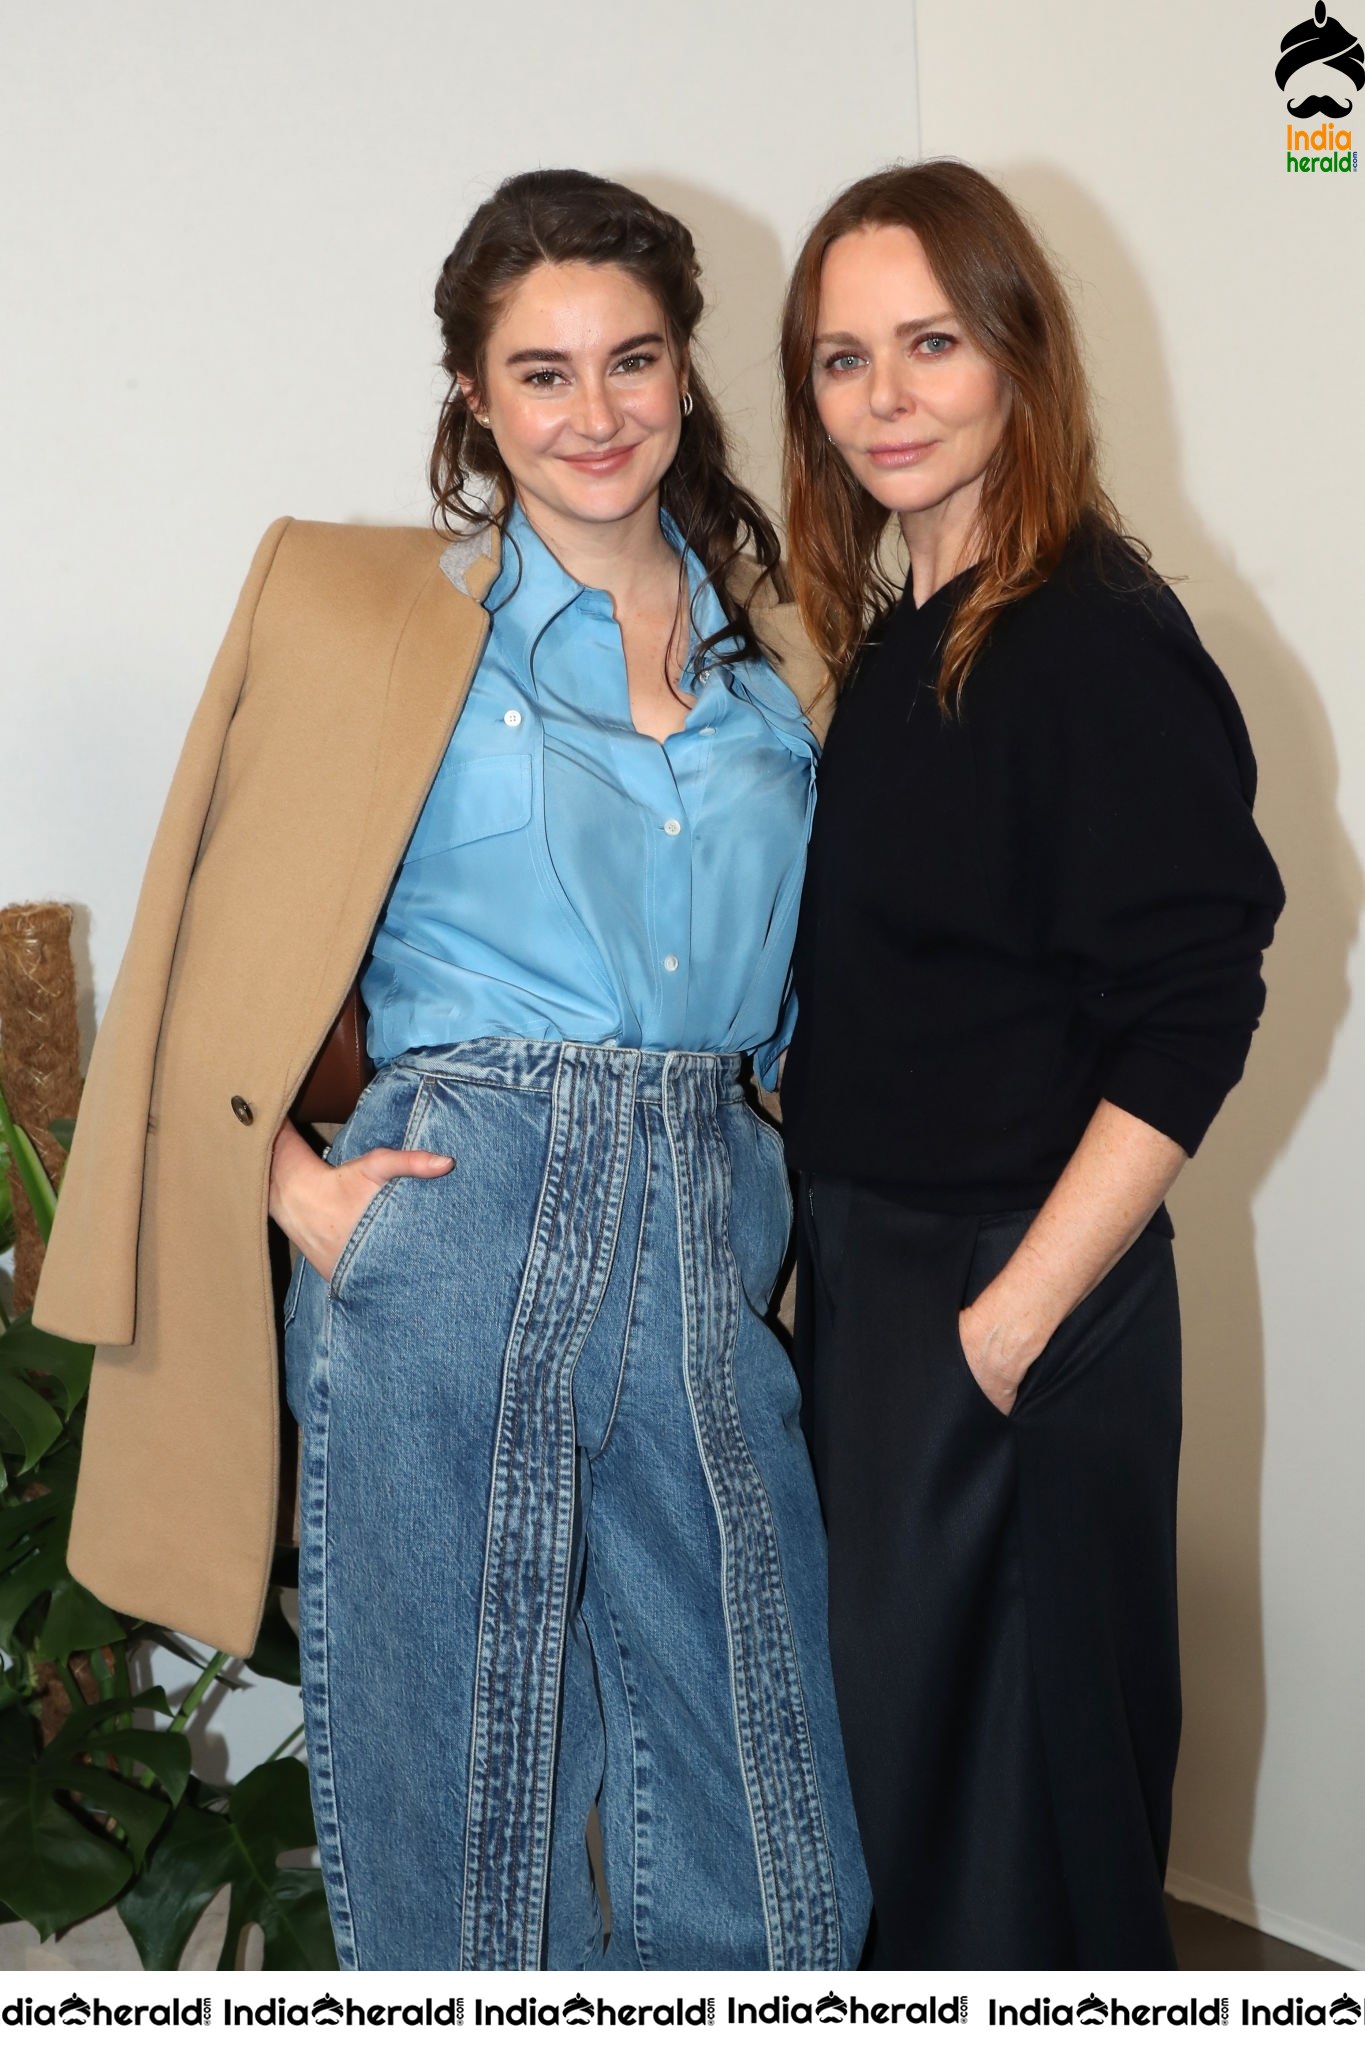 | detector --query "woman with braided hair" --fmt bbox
[37,168,868,1970]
